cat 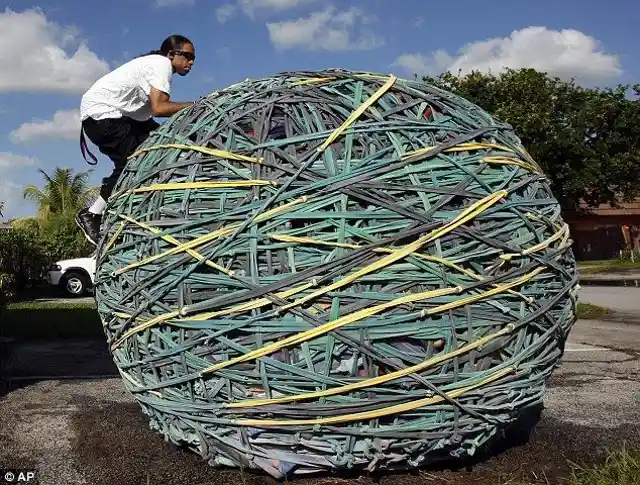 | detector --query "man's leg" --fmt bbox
[76,155,128,246]
[76,117,159,246]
